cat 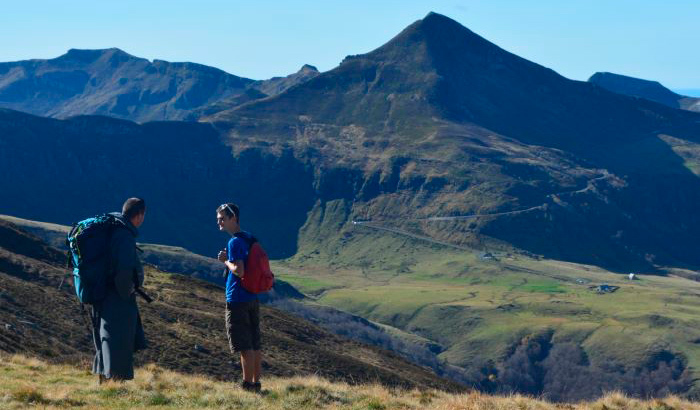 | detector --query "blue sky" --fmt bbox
[2,1,698,93]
